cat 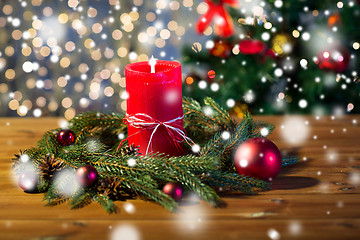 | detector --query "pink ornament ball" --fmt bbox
[163,182,183,201]
[76,165,98,188]
[234,137,282,181]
